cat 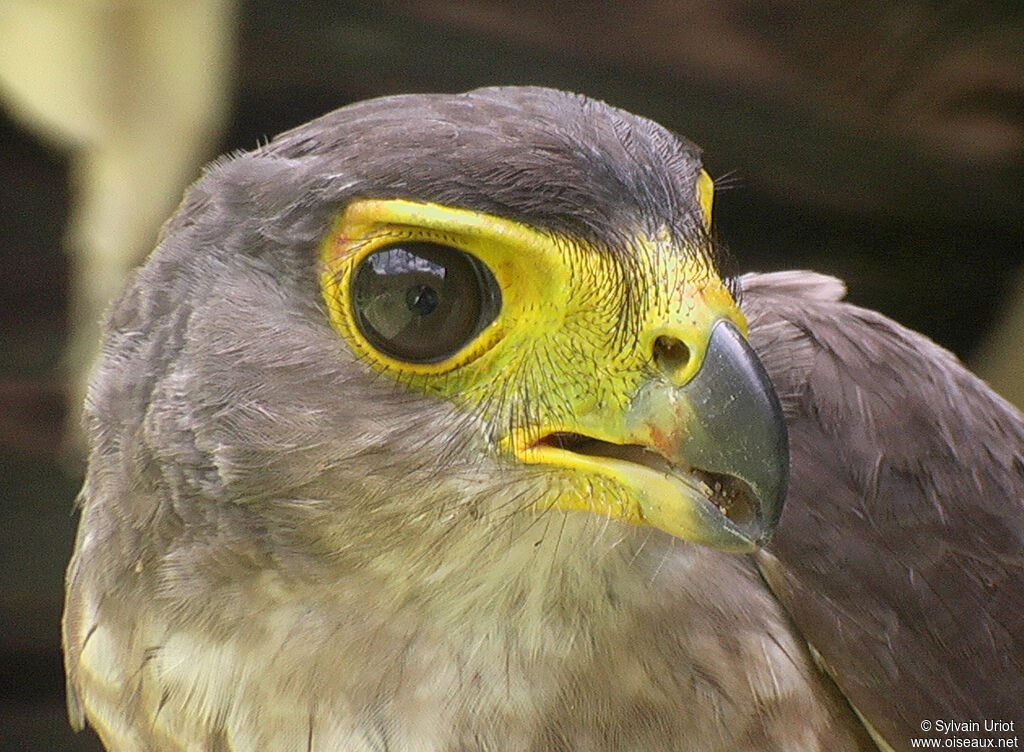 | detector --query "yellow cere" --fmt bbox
[697,169,714,229]
[320,198,747,534]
